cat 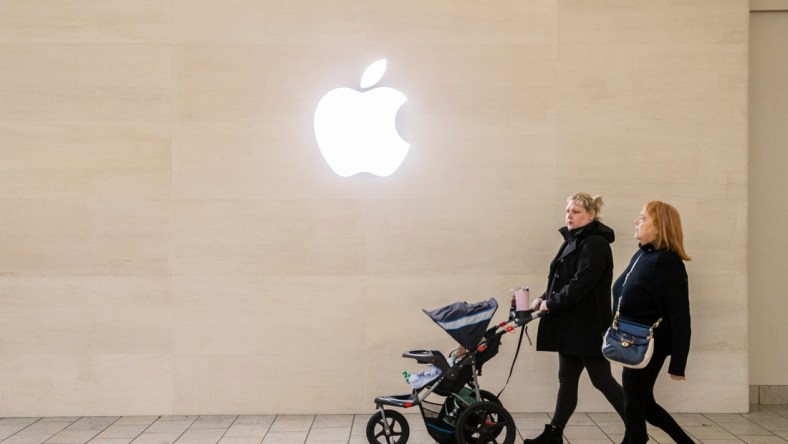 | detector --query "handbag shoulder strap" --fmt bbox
[614,253,662,330]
